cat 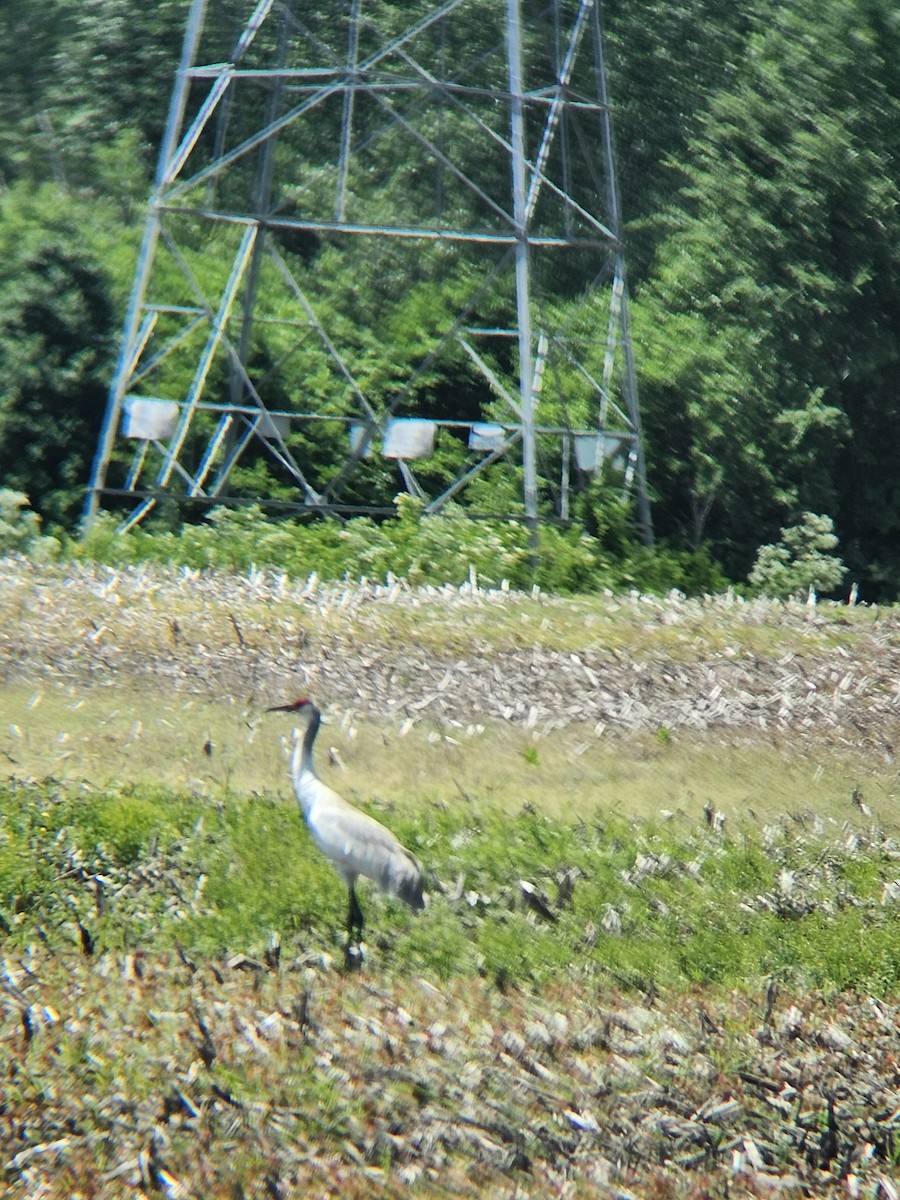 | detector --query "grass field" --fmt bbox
[4,674,895,824]
[2,559,900,1197]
